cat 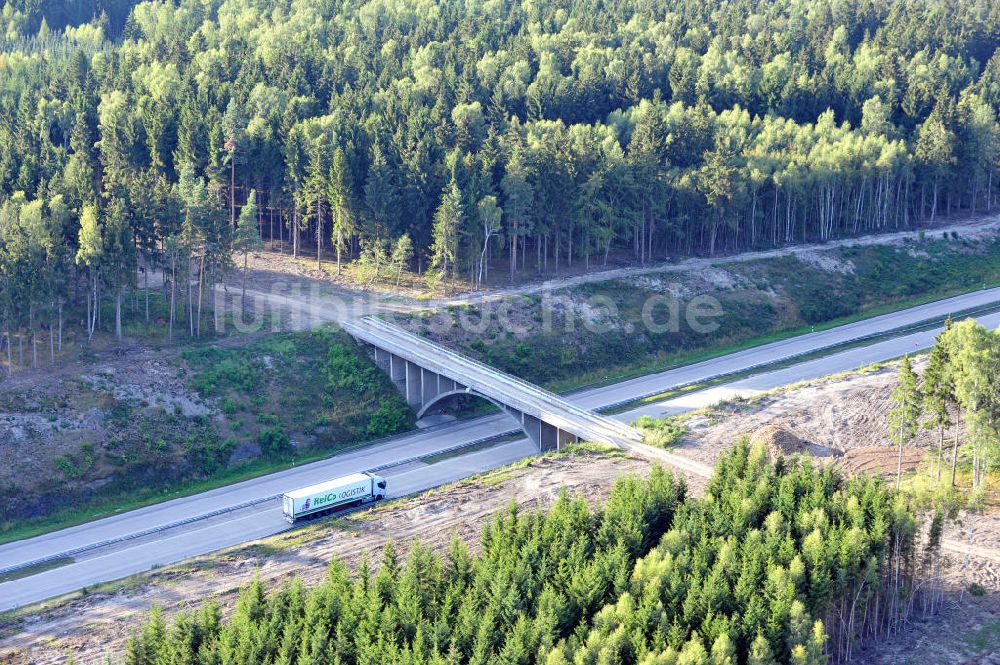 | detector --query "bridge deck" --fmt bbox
[341,316,643,446]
